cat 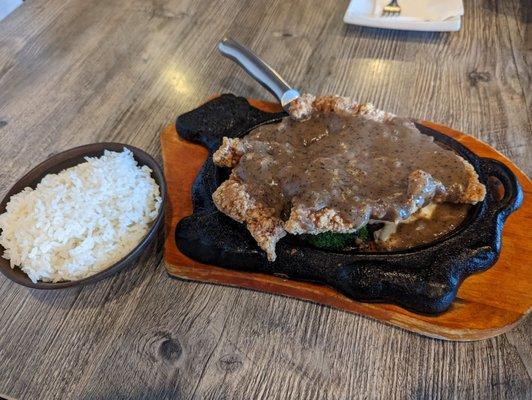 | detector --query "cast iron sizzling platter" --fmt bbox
[174,94,523,314]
